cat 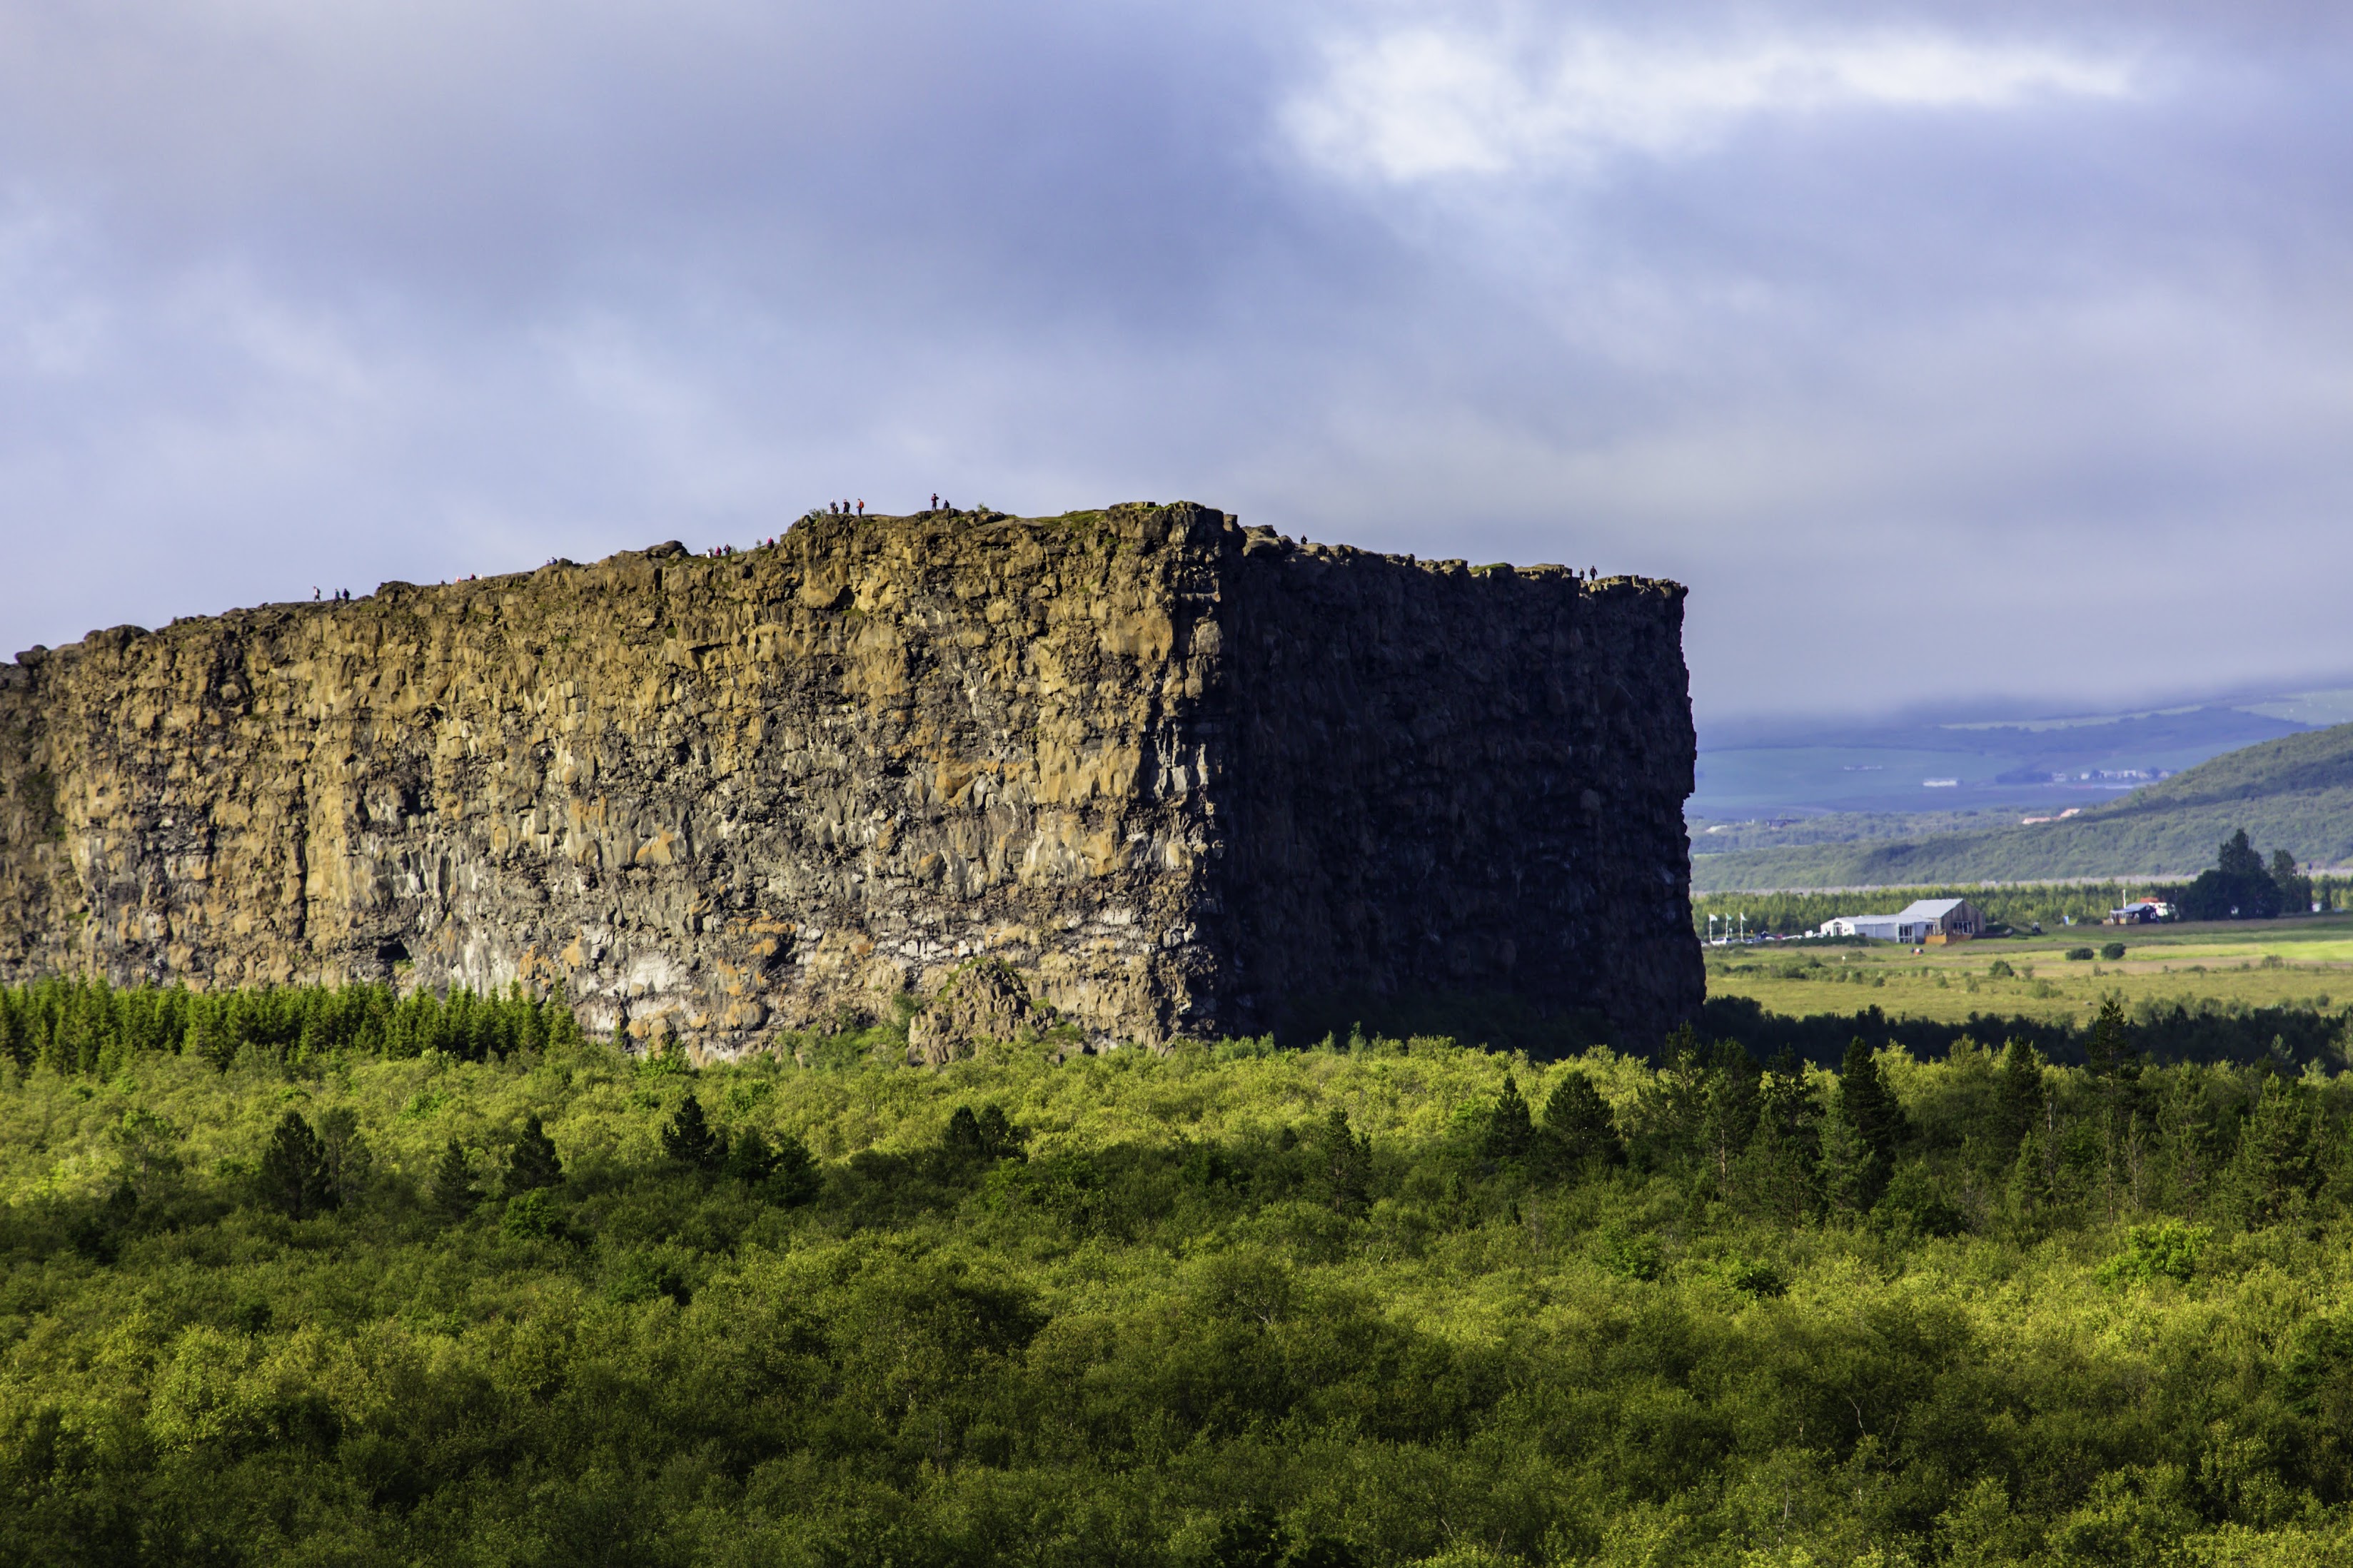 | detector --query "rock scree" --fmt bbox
[0,503,1700,1056]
